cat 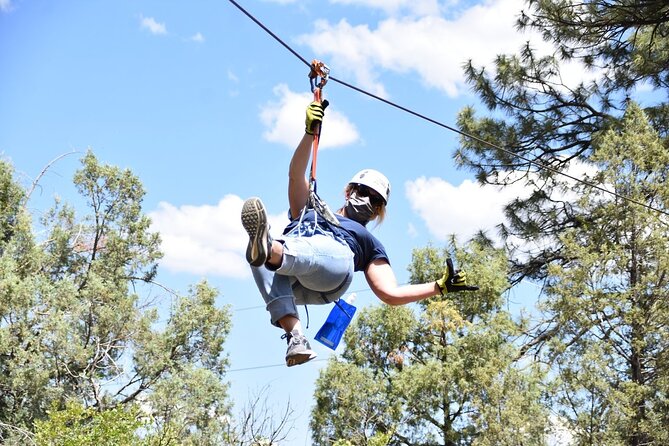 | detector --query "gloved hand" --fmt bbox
[436,258,479,294]
[305,100,329,135]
